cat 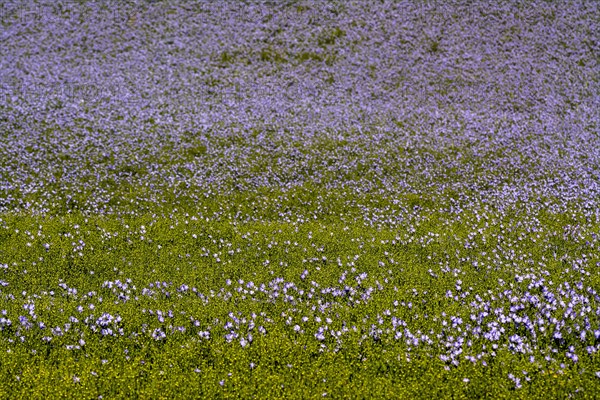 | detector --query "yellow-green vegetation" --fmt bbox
[1,190,600,398]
